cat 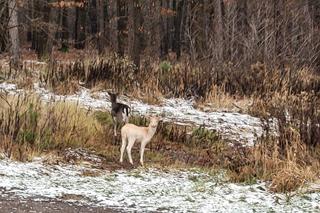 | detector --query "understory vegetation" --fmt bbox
[0,49,319,195]
[0,85,319,193]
